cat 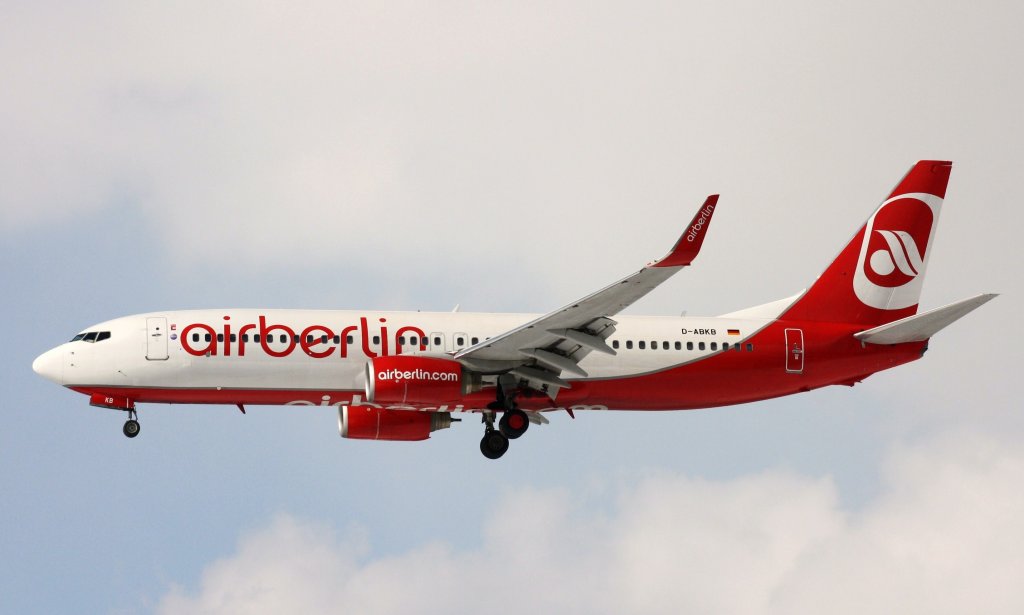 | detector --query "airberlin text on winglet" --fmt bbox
[687,200,716,242]
[653,194,720,268]
[180,315,424,359]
